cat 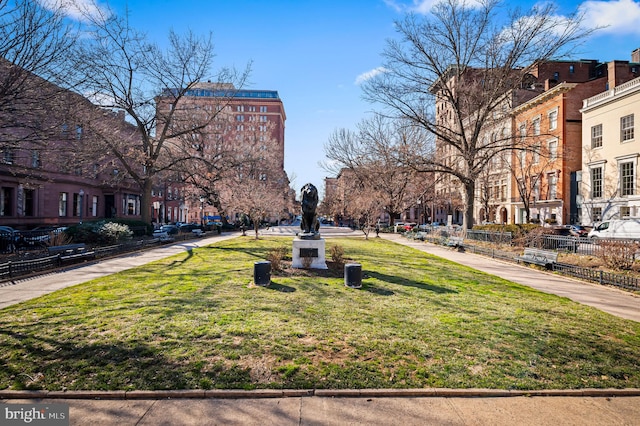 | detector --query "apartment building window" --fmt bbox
[236,115,244,122]
[532,145,540,164]
[620,162,635,196]
[123,194,140,216]
[621,206,631,218]
[2,148,15,164]
[591,124,603,148]
[260,115,268,122]
[248,106,256,112]
[592,207,602,222]
[533,178,540,200]
[31,150,41,168]
[591,167,602,198]
[1,187,13,216]
[533,117,540,135]
[519,124,526,142]
[548,139,558,160]
[548,173,557,199]
[75,125,83,140]
[59,192,68,216]
[73,193,81,217]
[23,188,35,217]
[621,114,634,142]
[92,196,98,217]
[260,106,267,113]
[236,105,244,112]
[548,109,558,131]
